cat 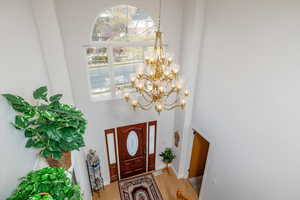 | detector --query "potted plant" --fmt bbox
[6,167,82,200]
[2,86,87,169]
[159,148,176,173]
